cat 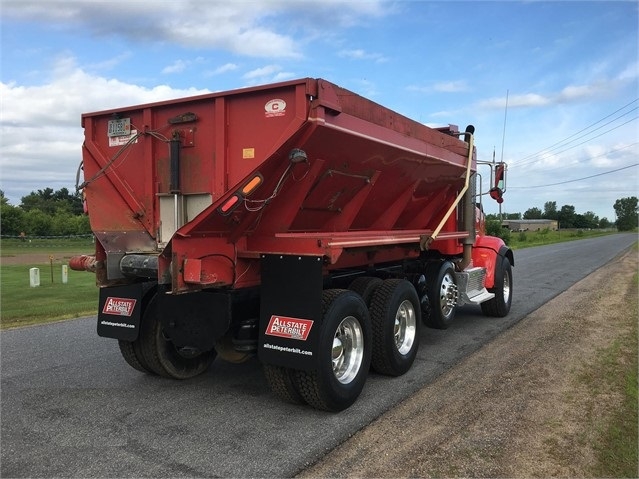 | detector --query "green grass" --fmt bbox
[588,267,638,478]
[1,236,98,329]
[0,263,98,329]
[508,228,617,250]
[1,236,95,256]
